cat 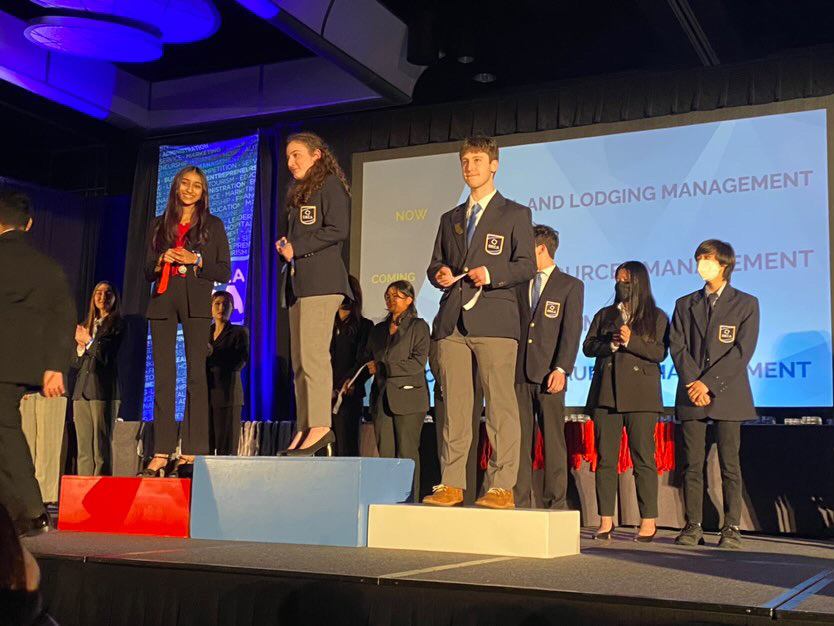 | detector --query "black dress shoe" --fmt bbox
[634,529,657,543]
[674,522,704,546]
[17,512,52,537]
[285,431,336,457]
[718,525,742,549]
